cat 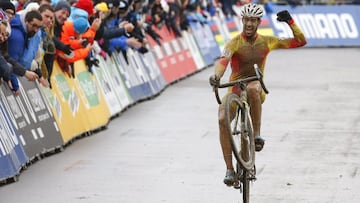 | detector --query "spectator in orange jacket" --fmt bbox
[57,17,93,76]
[59,17,93,62]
